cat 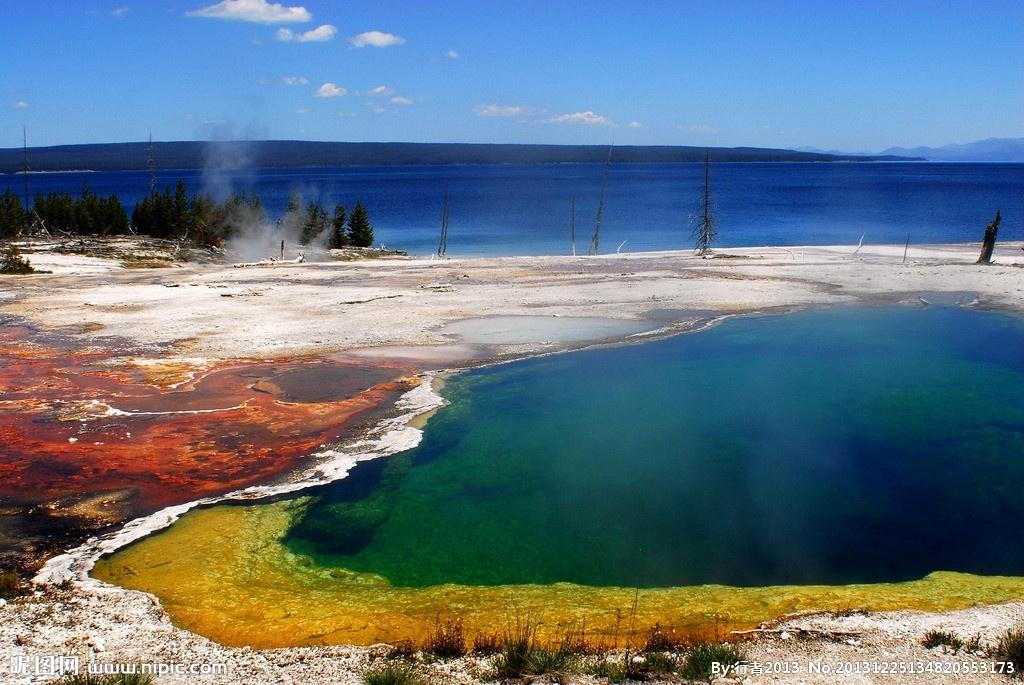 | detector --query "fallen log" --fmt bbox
[731,627,862,640]
[232,255,306,269]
